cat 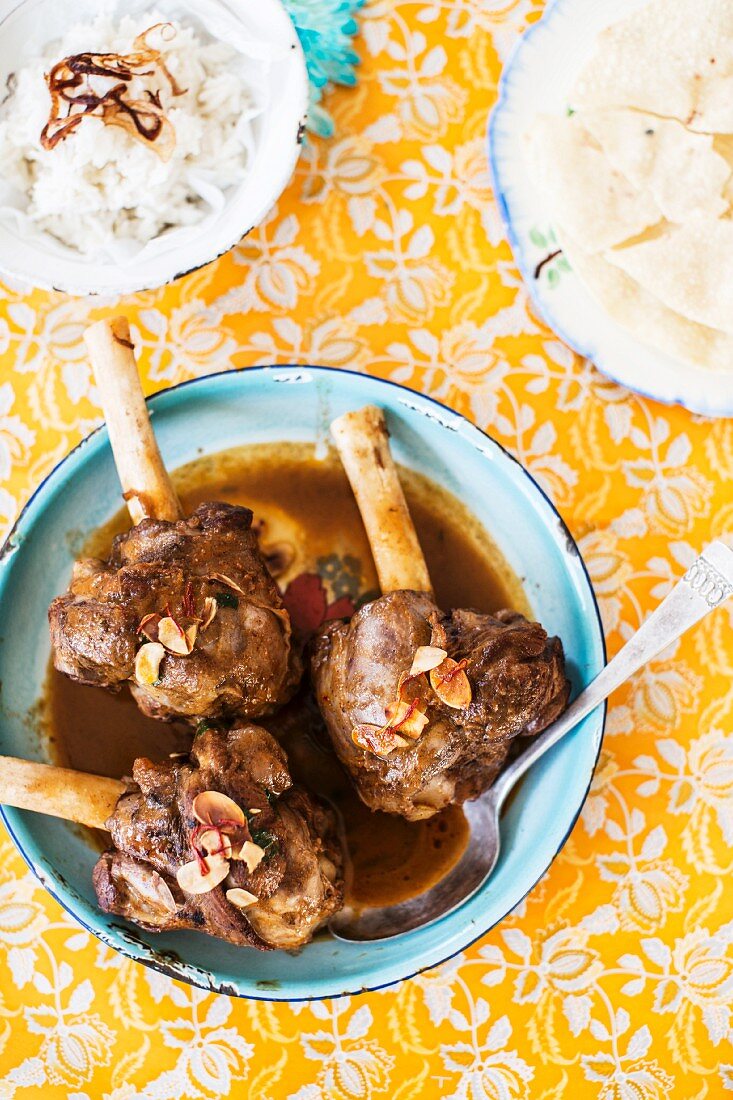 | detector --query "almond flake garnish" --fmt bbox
[192,791,246,829]
[121,863,178,914]
[134,641,165,686]
[158,615,196,655]
[207,572,244,594]
[200,596,217,631]
[351,686,429,755]
[235,840,265,873]
[176,853,229,895]
[351,643,440,756]
[430,658,472,709]
[195,827,233,861]
[409,645,448,677]
[248,807,262,815]
[352,723,410,756]
[385,697,429,740]
[137,612,161,642]
[226,887,258,910]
